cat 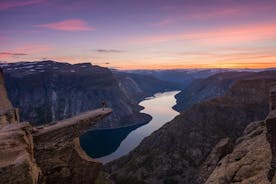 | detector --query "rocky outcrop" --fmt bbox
[205,120,271,184]
[106,71,276,184]
[33,108,112,184]
[0,69,112,184]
